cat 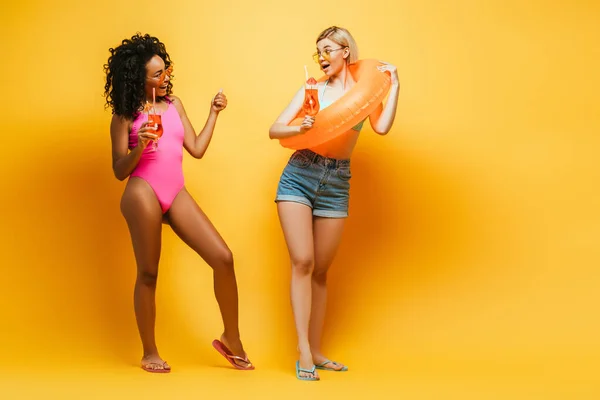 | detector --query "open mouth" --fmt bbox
[320,62,331,72]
